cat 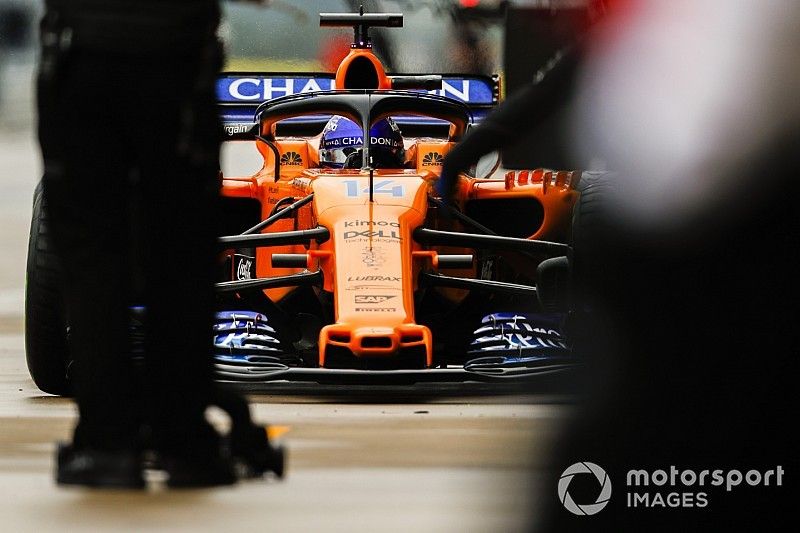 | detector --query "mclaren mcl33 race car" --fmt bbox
[26,10,589,393]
